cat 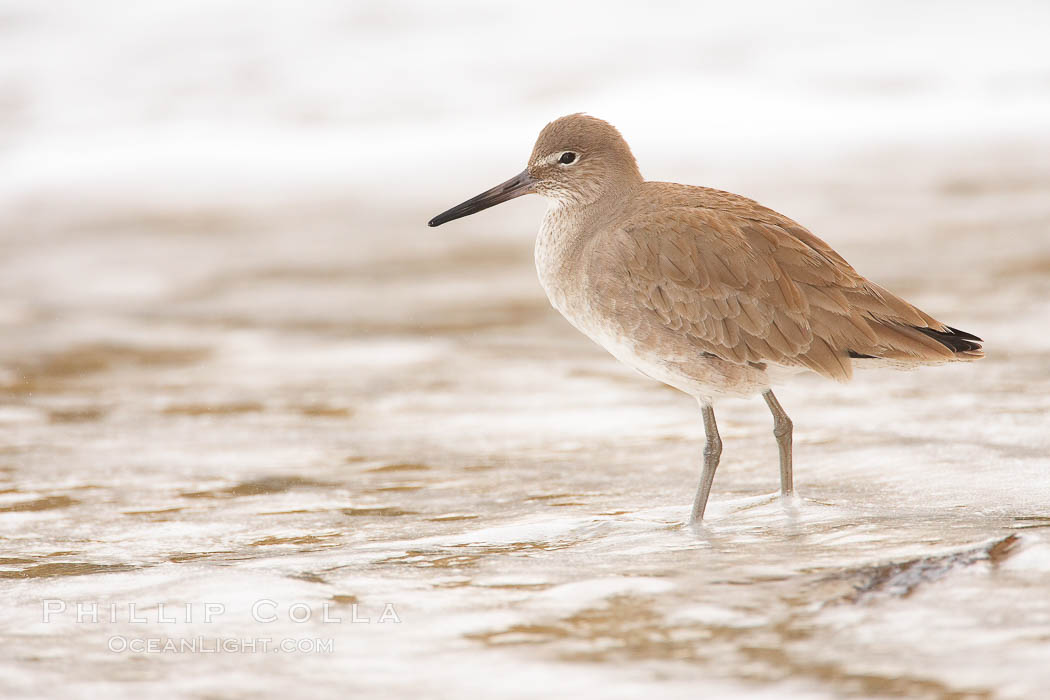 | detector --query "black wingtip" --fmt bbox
[945,325,982,342]
[914,325,984,353]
